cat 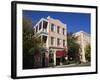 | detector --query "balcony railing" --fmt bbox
[40,29,48,36]
[34,28,48,38]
